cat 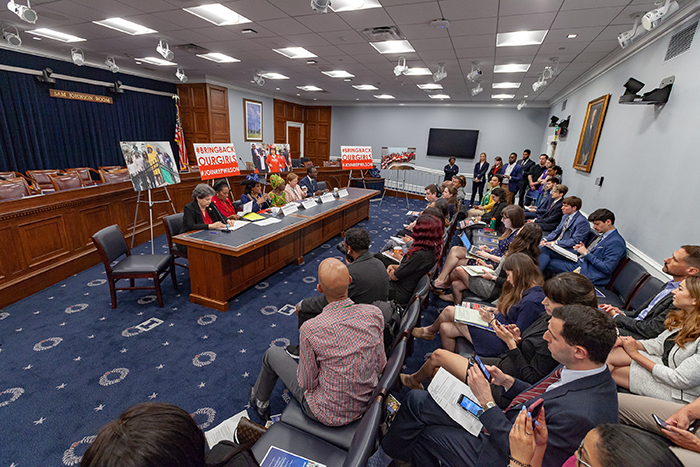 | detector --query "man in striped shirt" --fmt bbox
[250,258,386,426]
